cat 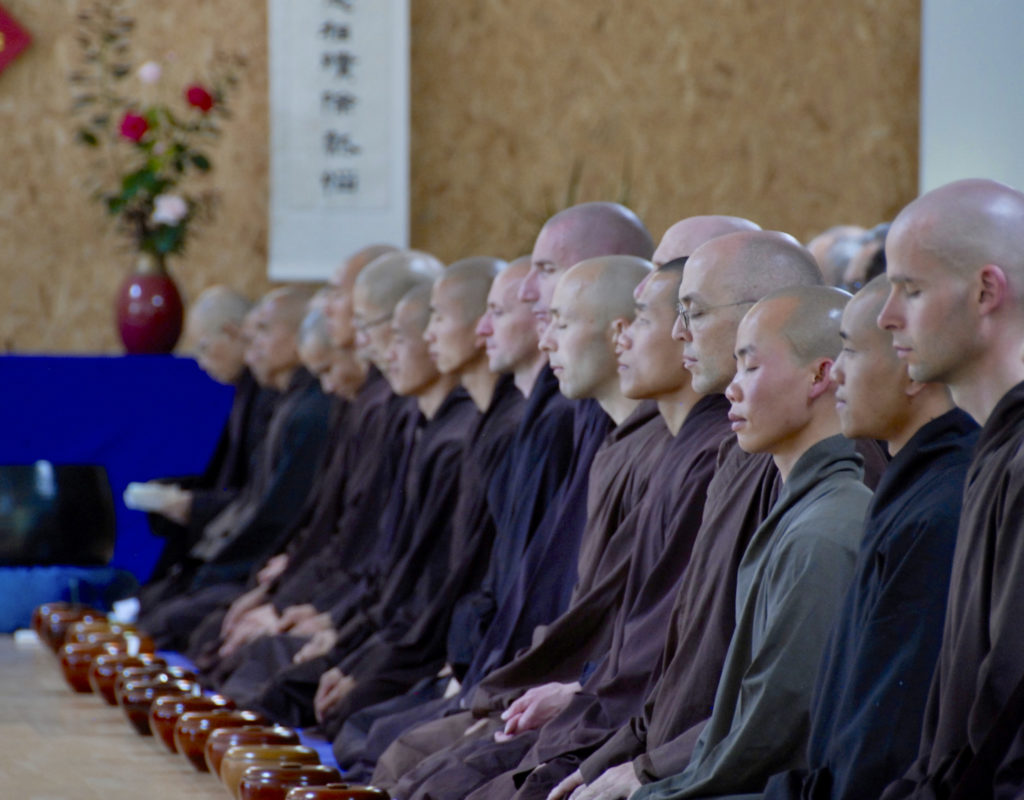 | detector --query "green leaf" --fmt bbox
[190,153,211,171]
[149,223,187,254]
[77,128,100,147]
